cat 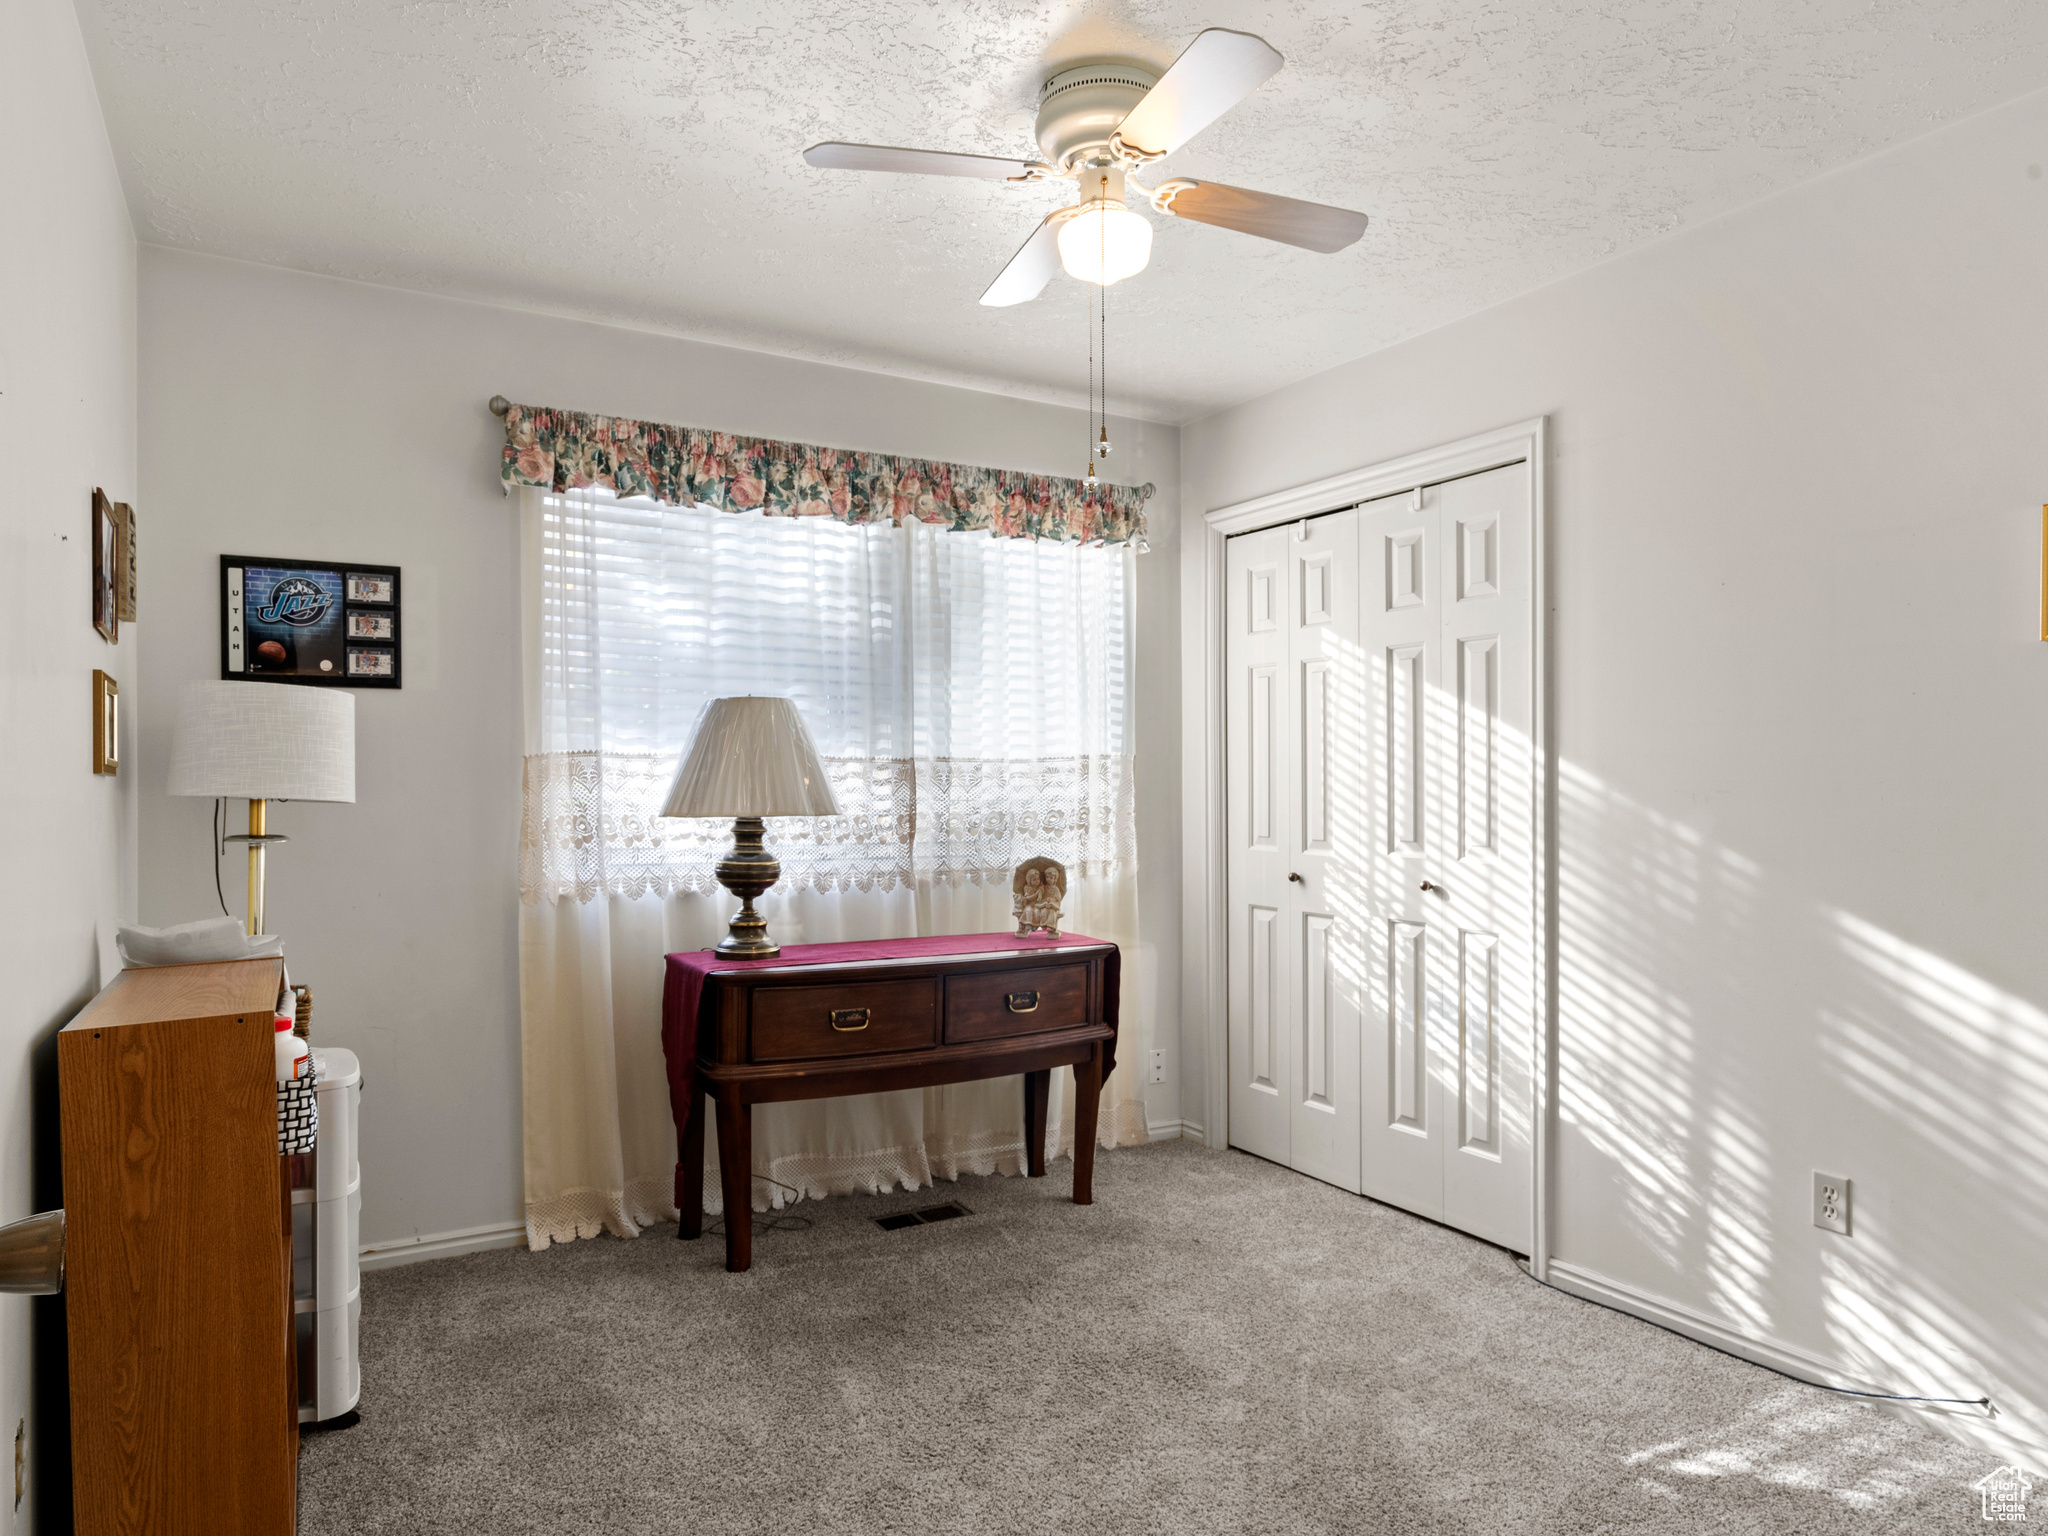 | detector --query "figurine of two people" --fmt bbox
[1012,855,1066,938]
